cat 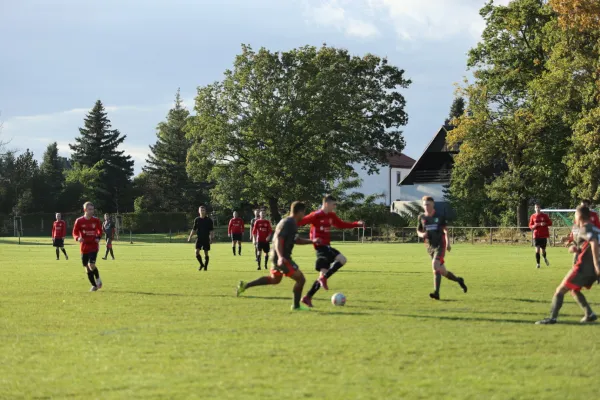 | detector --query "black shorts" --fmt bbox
[196,239,211,251]
[81,252,98,267]
[534,238,548,249]
[231,233,243,242]
[315,246,341,271]
[257,241,270,254]
[53,238,64,248]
